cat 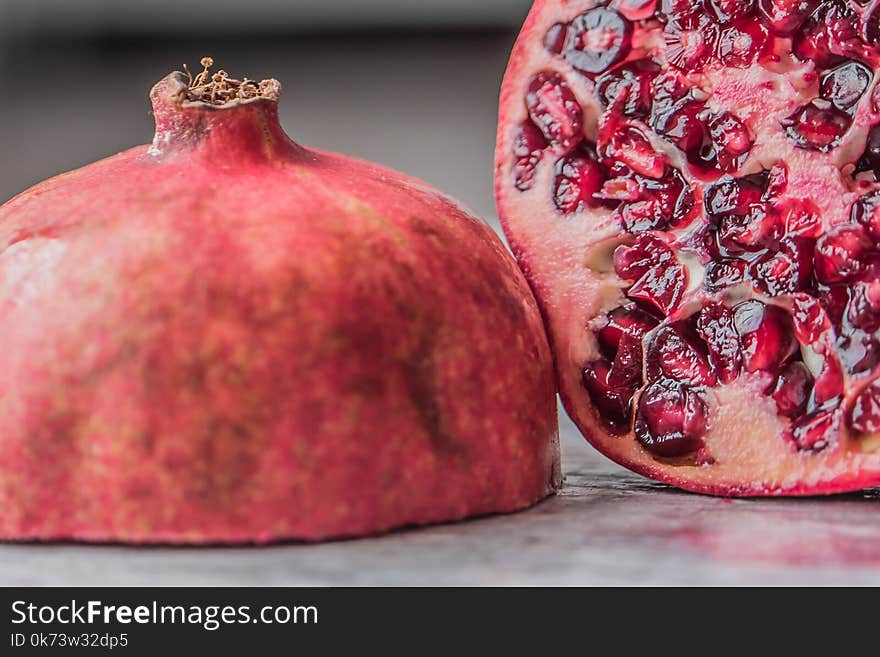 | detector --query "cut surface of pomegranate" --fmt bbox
[497,0,880,496]
[0,61,561,542]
